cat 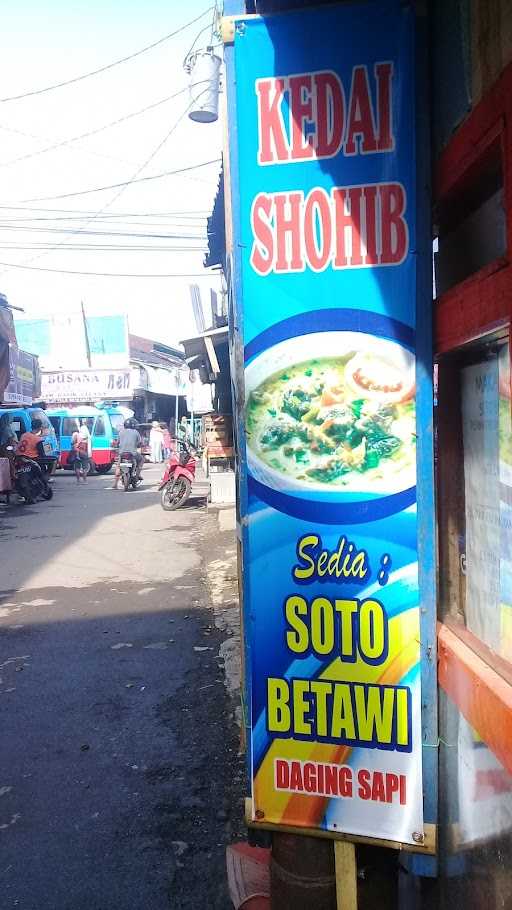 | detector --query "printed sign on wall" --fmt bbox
[3,345,38,405]
[232,2,423,843]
